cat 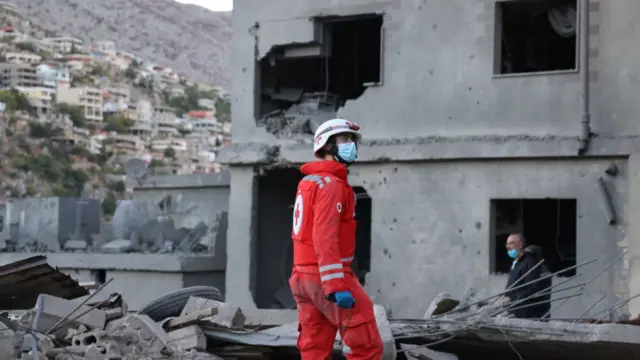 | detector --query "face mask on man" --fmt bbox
[337,142,357,163]
[508,249,519,259]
